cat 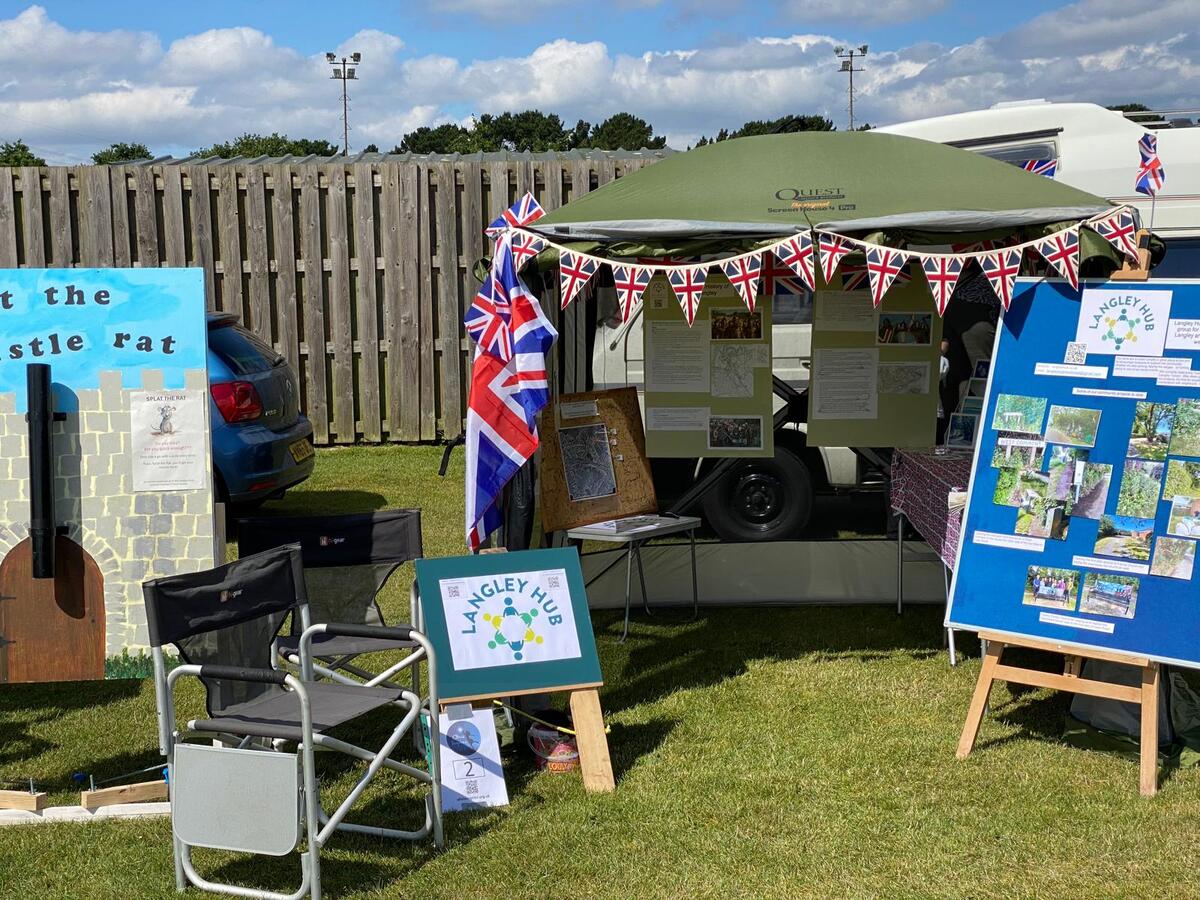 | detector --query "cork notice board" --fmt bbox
[538,387,658,532]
